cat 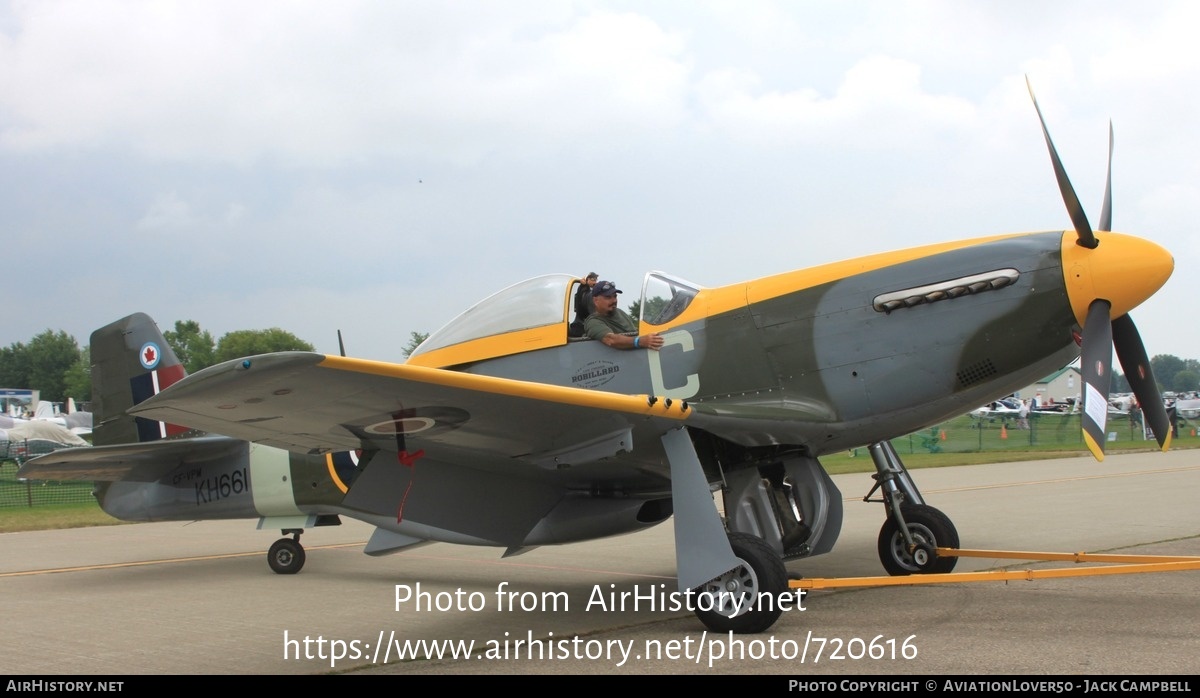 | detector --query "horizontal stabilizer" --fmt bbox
[16,435,246,483]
